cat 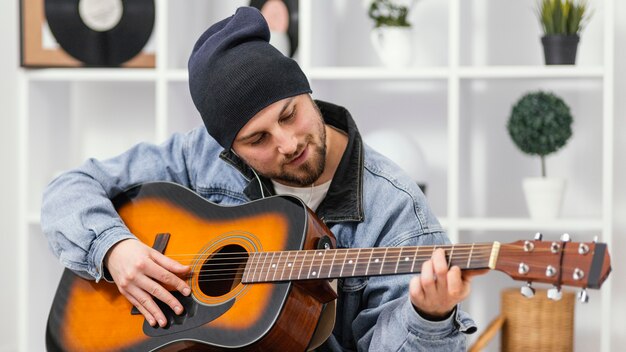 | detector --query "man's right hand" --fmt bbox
[104,239,191,327]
